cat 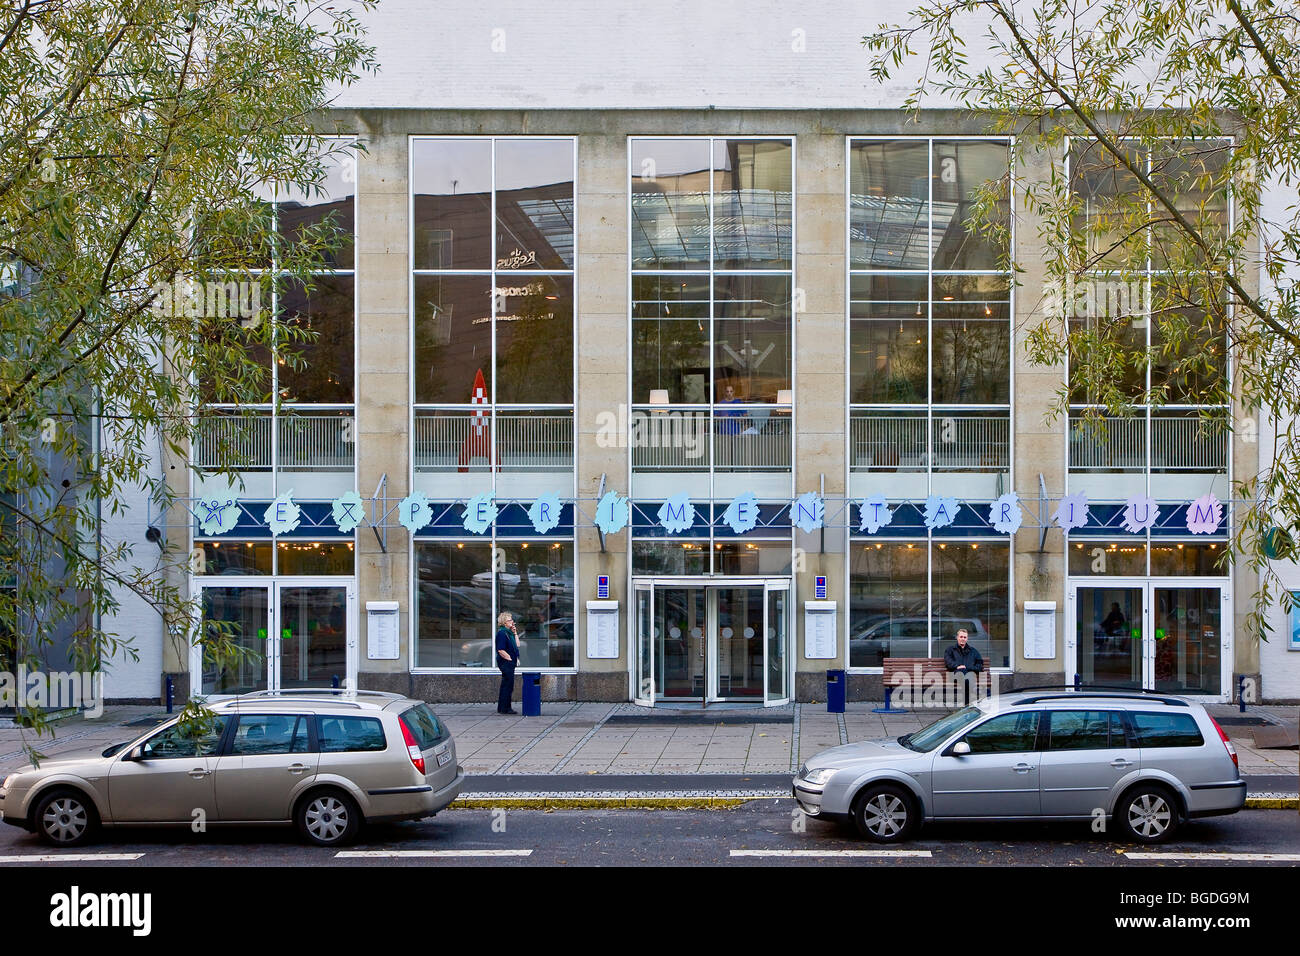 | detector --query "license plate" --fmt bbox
[436,749,452,767]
